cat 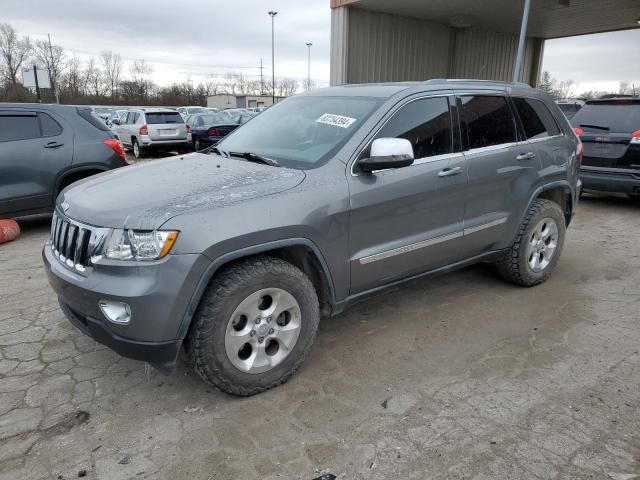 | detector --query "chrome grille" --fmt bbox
[50,211,102,274]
